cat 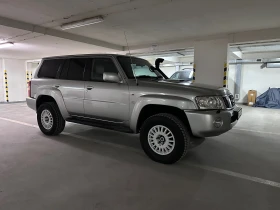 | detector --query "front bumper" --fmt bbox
[26,97,36,111]
[185,106,242,137]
